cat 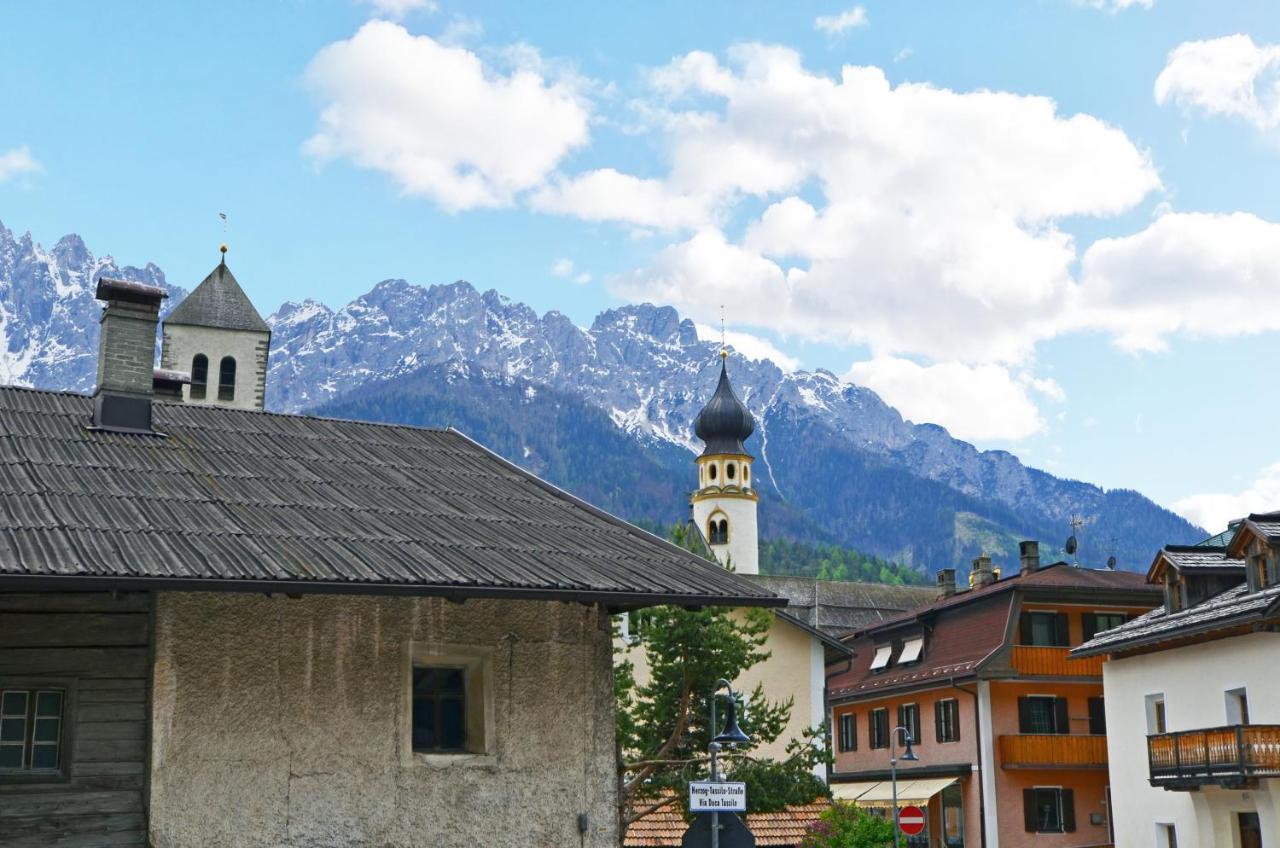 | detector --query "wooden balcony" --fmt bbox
[1011,645,1104,677]
[1148,725,1280,790]
[999,734,1108,769]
